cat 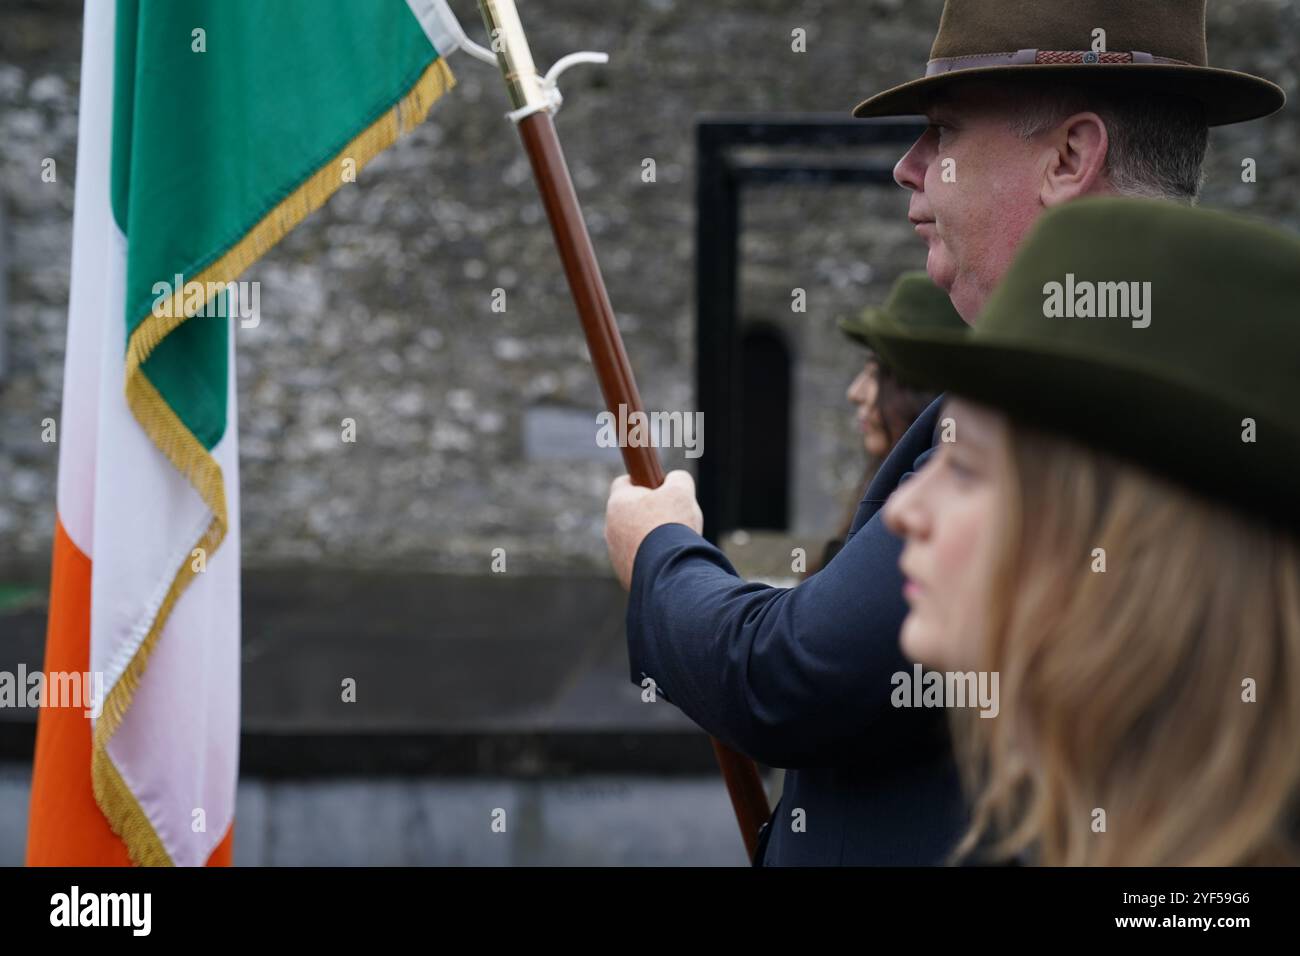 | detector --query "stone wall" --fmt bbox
[2,0,1297,578]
